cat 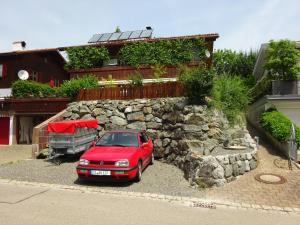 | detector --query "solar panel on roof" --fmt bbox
[99,33,113,42]
[140,29,153,38]
[130,30,142,39]
[109,32,122,41]
[88,34,102,43]
[119,31,132,40]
